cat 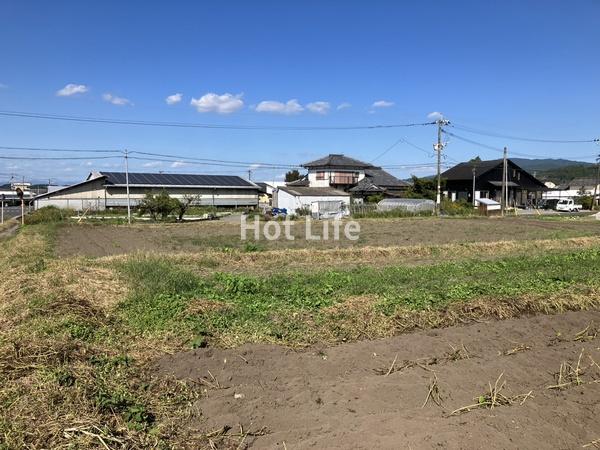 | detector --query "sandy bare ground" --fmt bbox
[158,310,600,449]
[56,217,600,257]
